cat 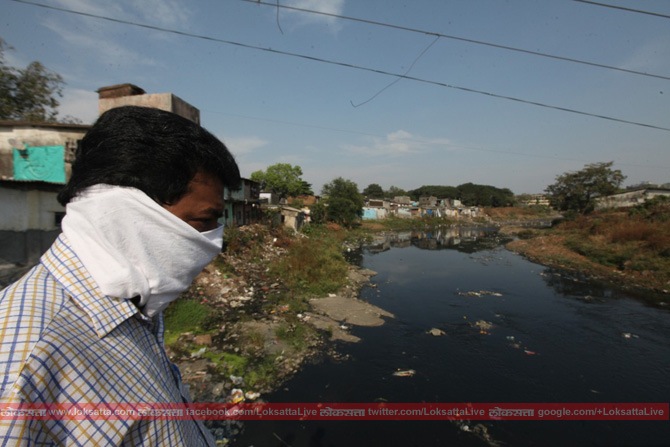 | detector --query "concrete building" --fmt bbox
[97,84,200,124]
[0,180,65,283]
[0,121,88,283]
[595,186,670,210]
[0,120,89,182]
[223,178,261,227]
